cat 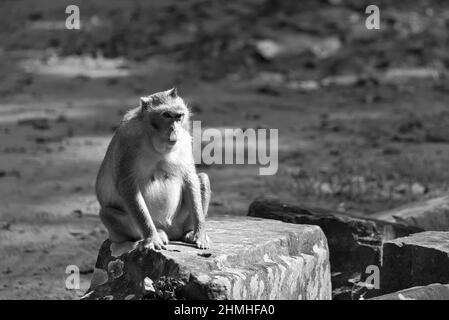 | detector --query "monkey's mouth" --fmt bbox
[167,130,177,146]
